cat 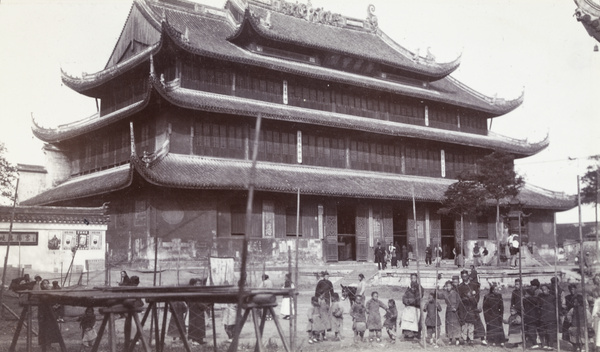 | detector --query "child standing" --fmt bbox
[365,291,388,342]
[503,306,522,348]
[424,291,442,345]
[350,295,367,343]
[383,299,398,343]
[307,296,325,344]
[79,307,97,348]
[330,293,344,341]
